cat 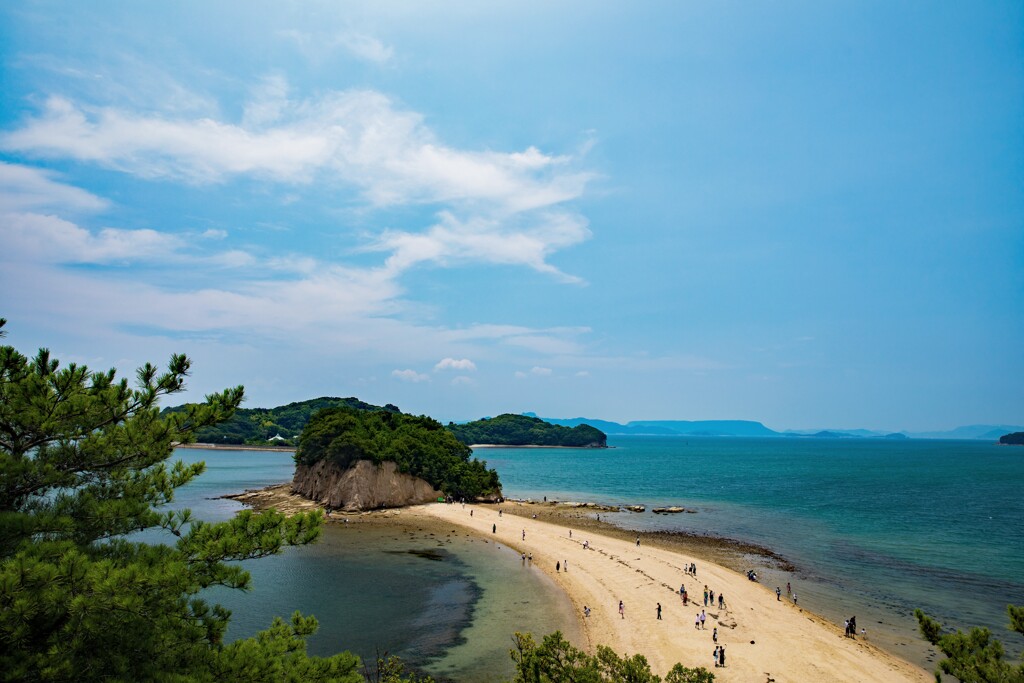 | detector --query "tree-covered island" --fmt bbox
[162,396,400,446]
[296,406,501,501]
[999,432,1024,445]
[447,413,608,448]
